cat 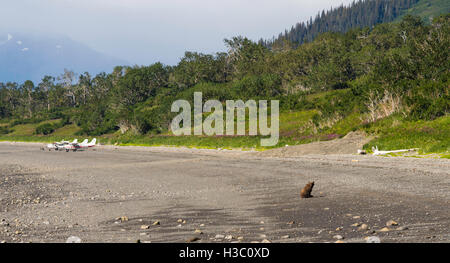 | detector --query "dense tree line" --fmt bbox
[261,0,420,50]
[0,14,448,137]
